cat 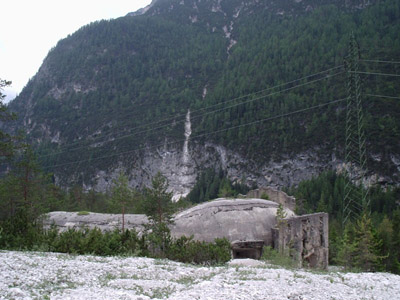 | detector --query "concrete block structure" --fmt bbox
[246,187,296,212]
[273,213,329,269]
[44,196,329,269]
